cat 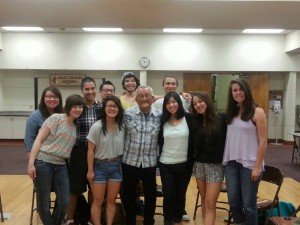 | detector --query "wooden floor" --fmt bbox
[1,175,300,225]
